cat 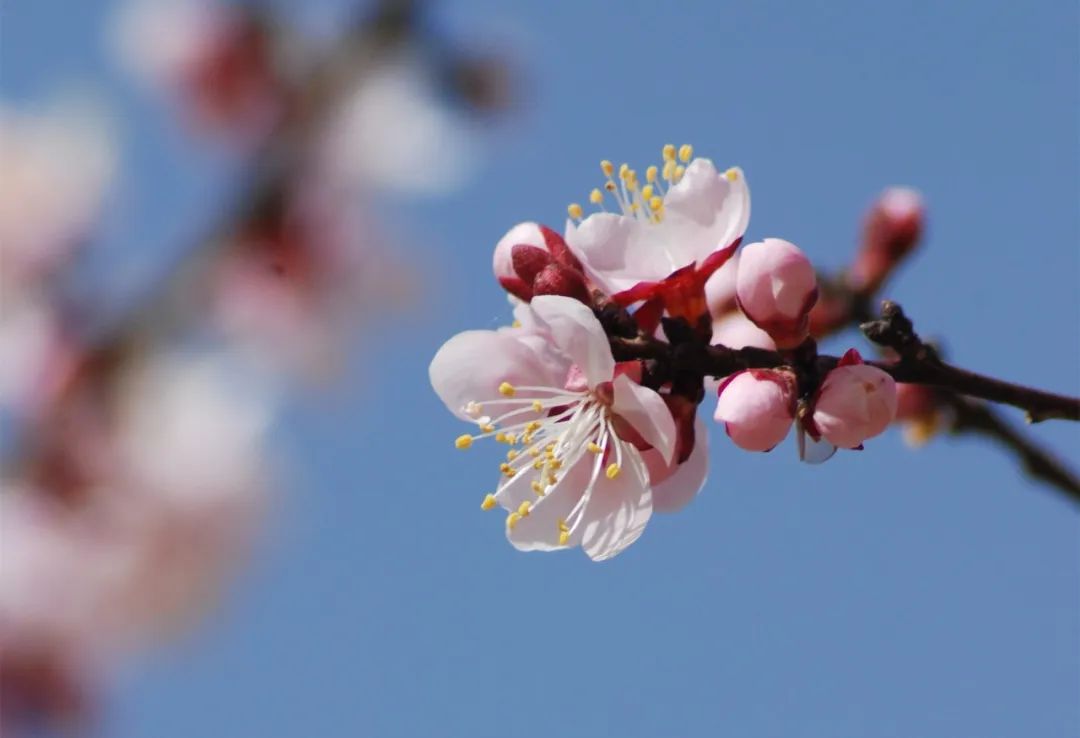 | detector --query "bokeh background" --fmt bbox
[2,0,1078,736]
